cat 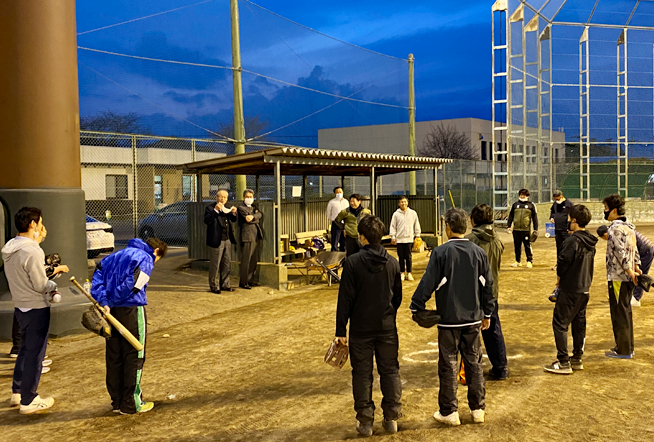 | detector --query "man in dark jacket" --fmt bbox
[411,208,495,426]
[544,205,596,374]
[549,190,574,270]
[507,189,538,268]
[204,190,238,294]
[466,204,508,380]
[237,189,263,289]
[335,215,402,437]
[91,237,168,414]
